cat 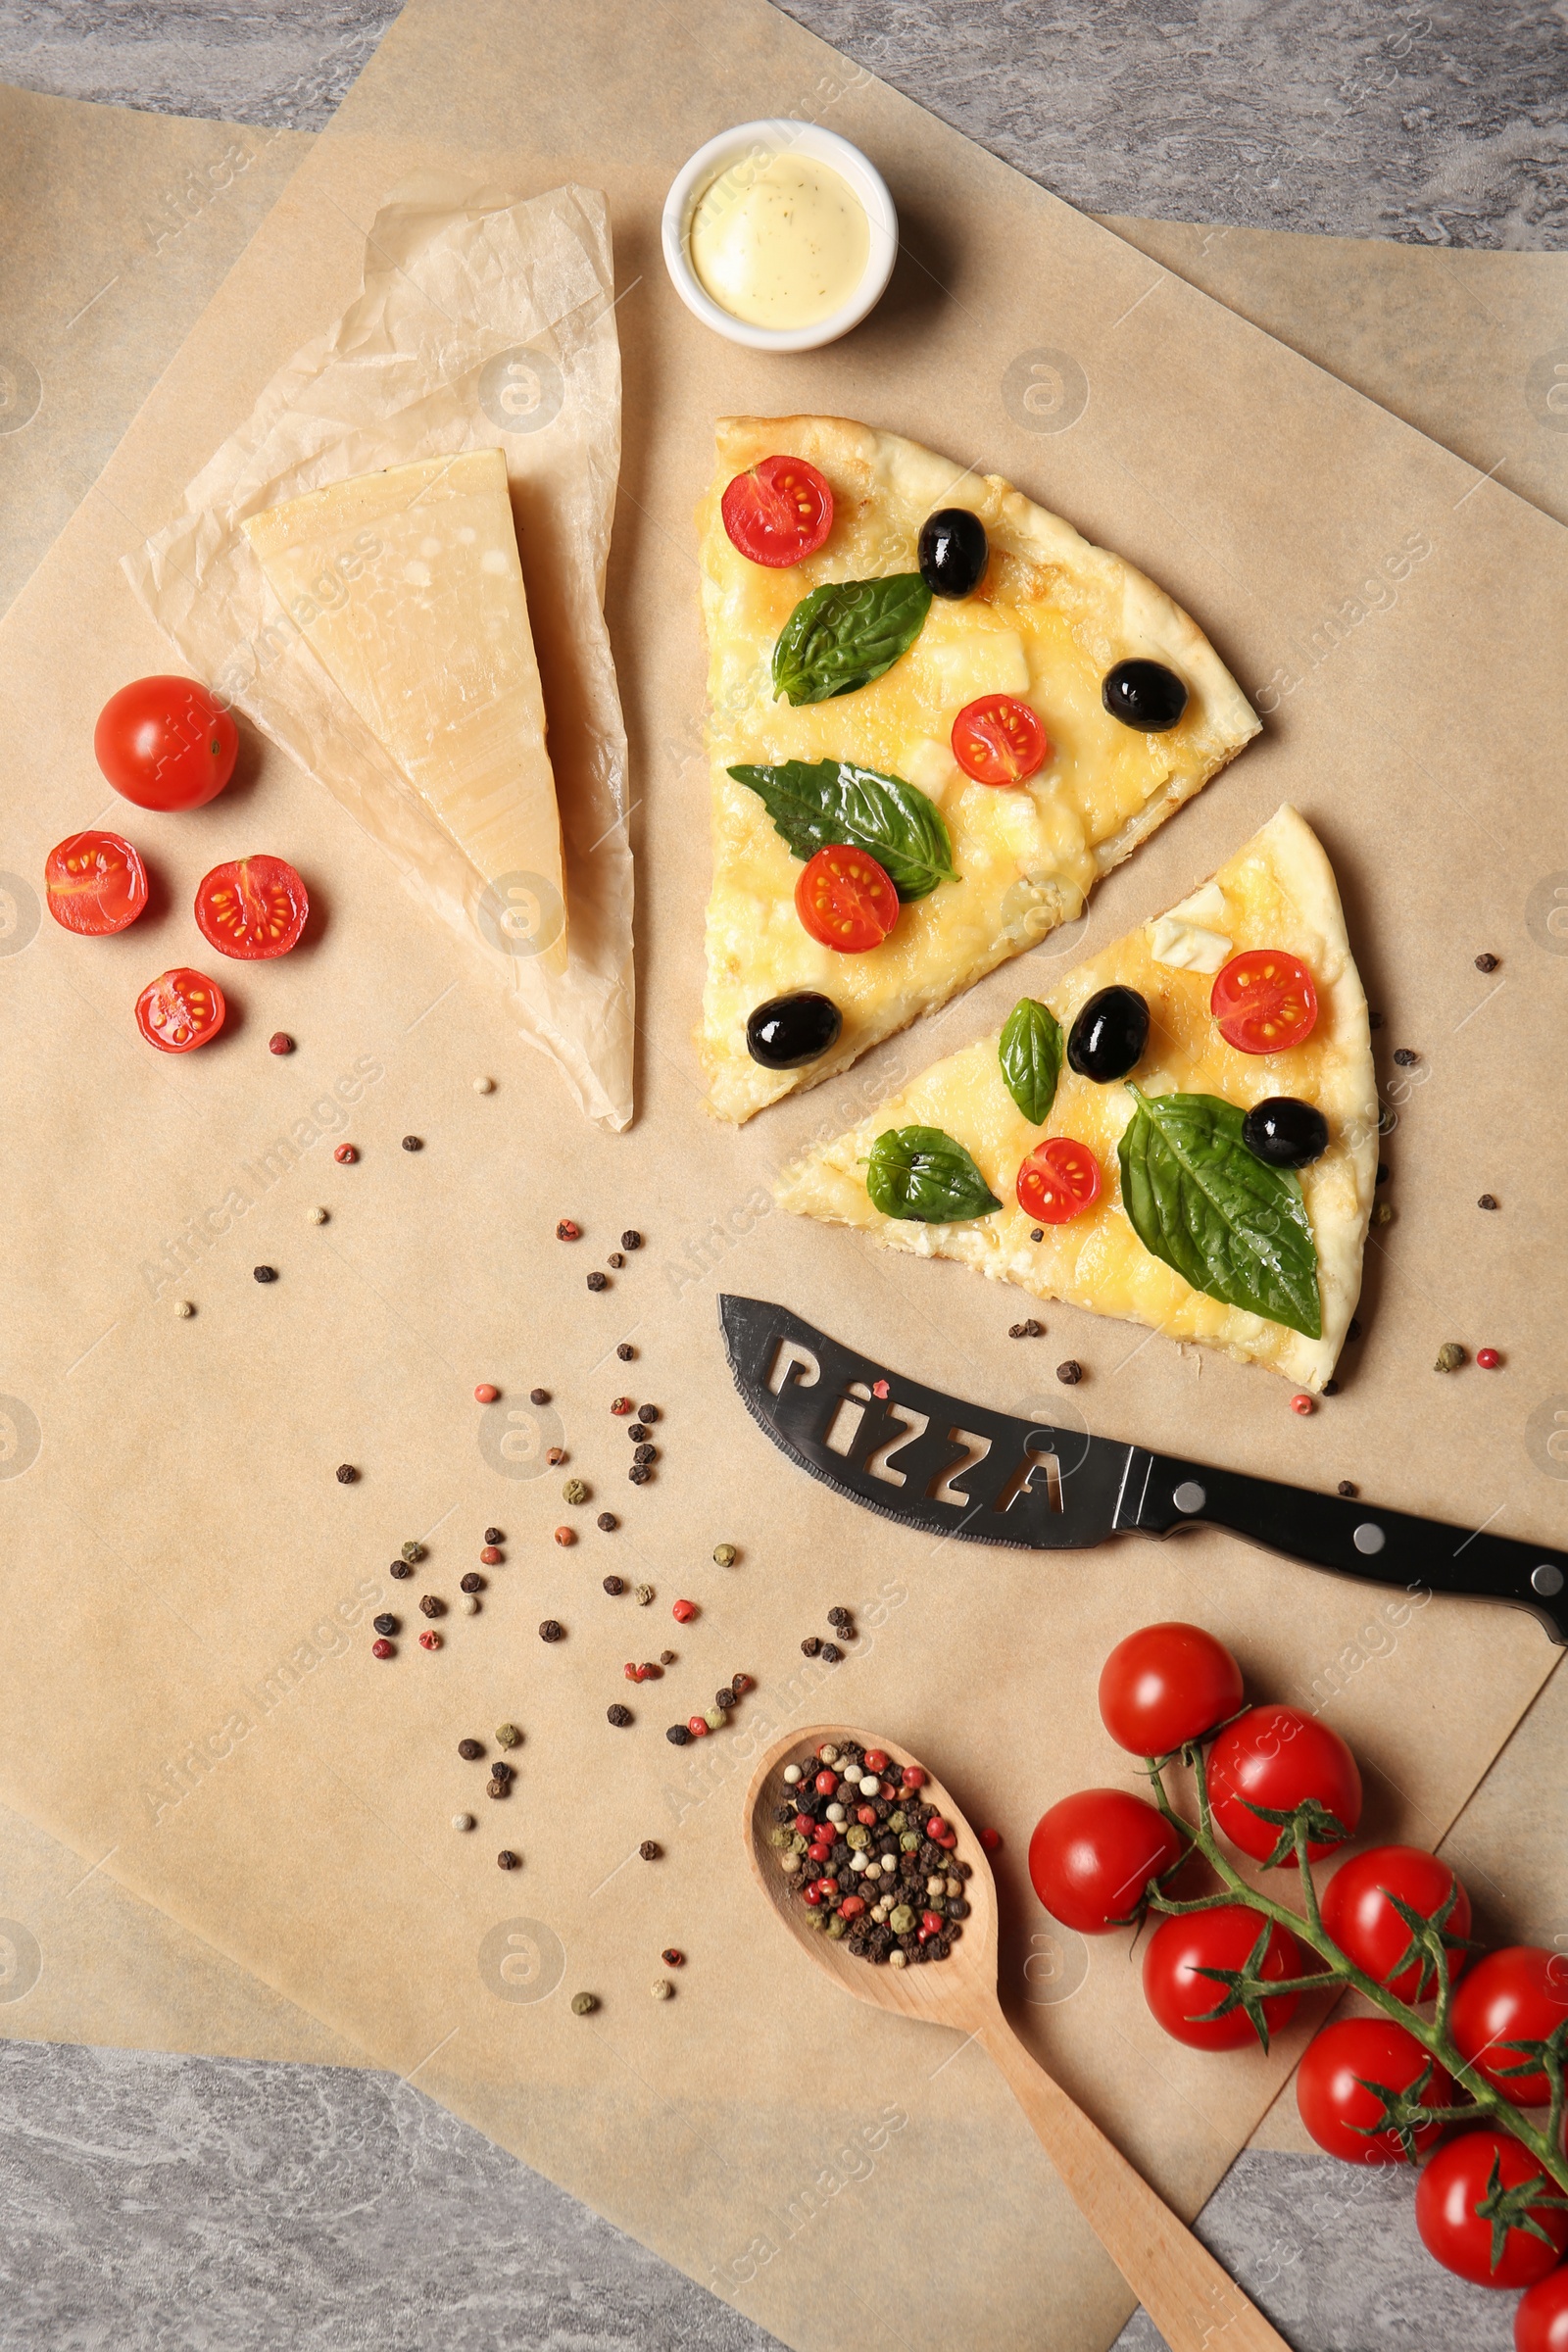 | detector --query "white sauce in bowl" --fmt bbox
[689,149,871,330]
